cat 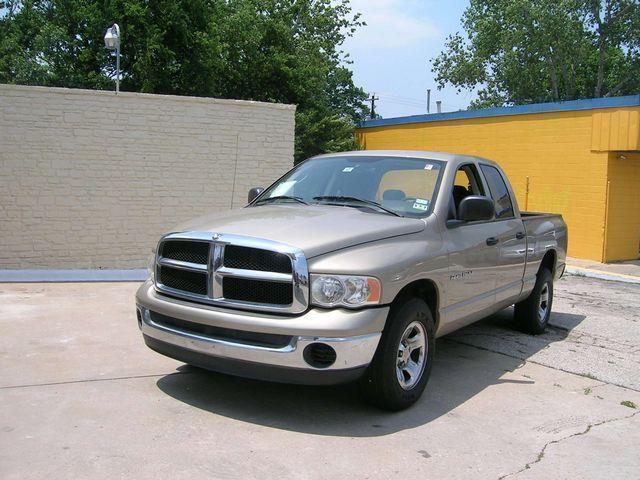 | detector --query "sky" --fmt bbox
[343,0,474,119]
